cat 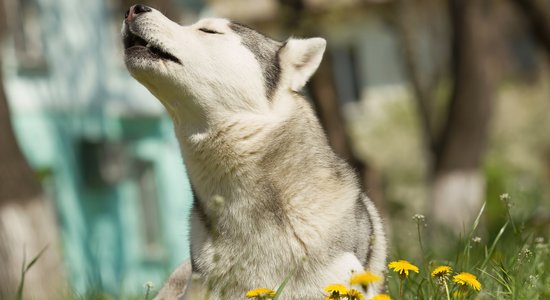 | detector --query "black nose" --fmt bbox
[125,4,152,21]
[134,4,152,14]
